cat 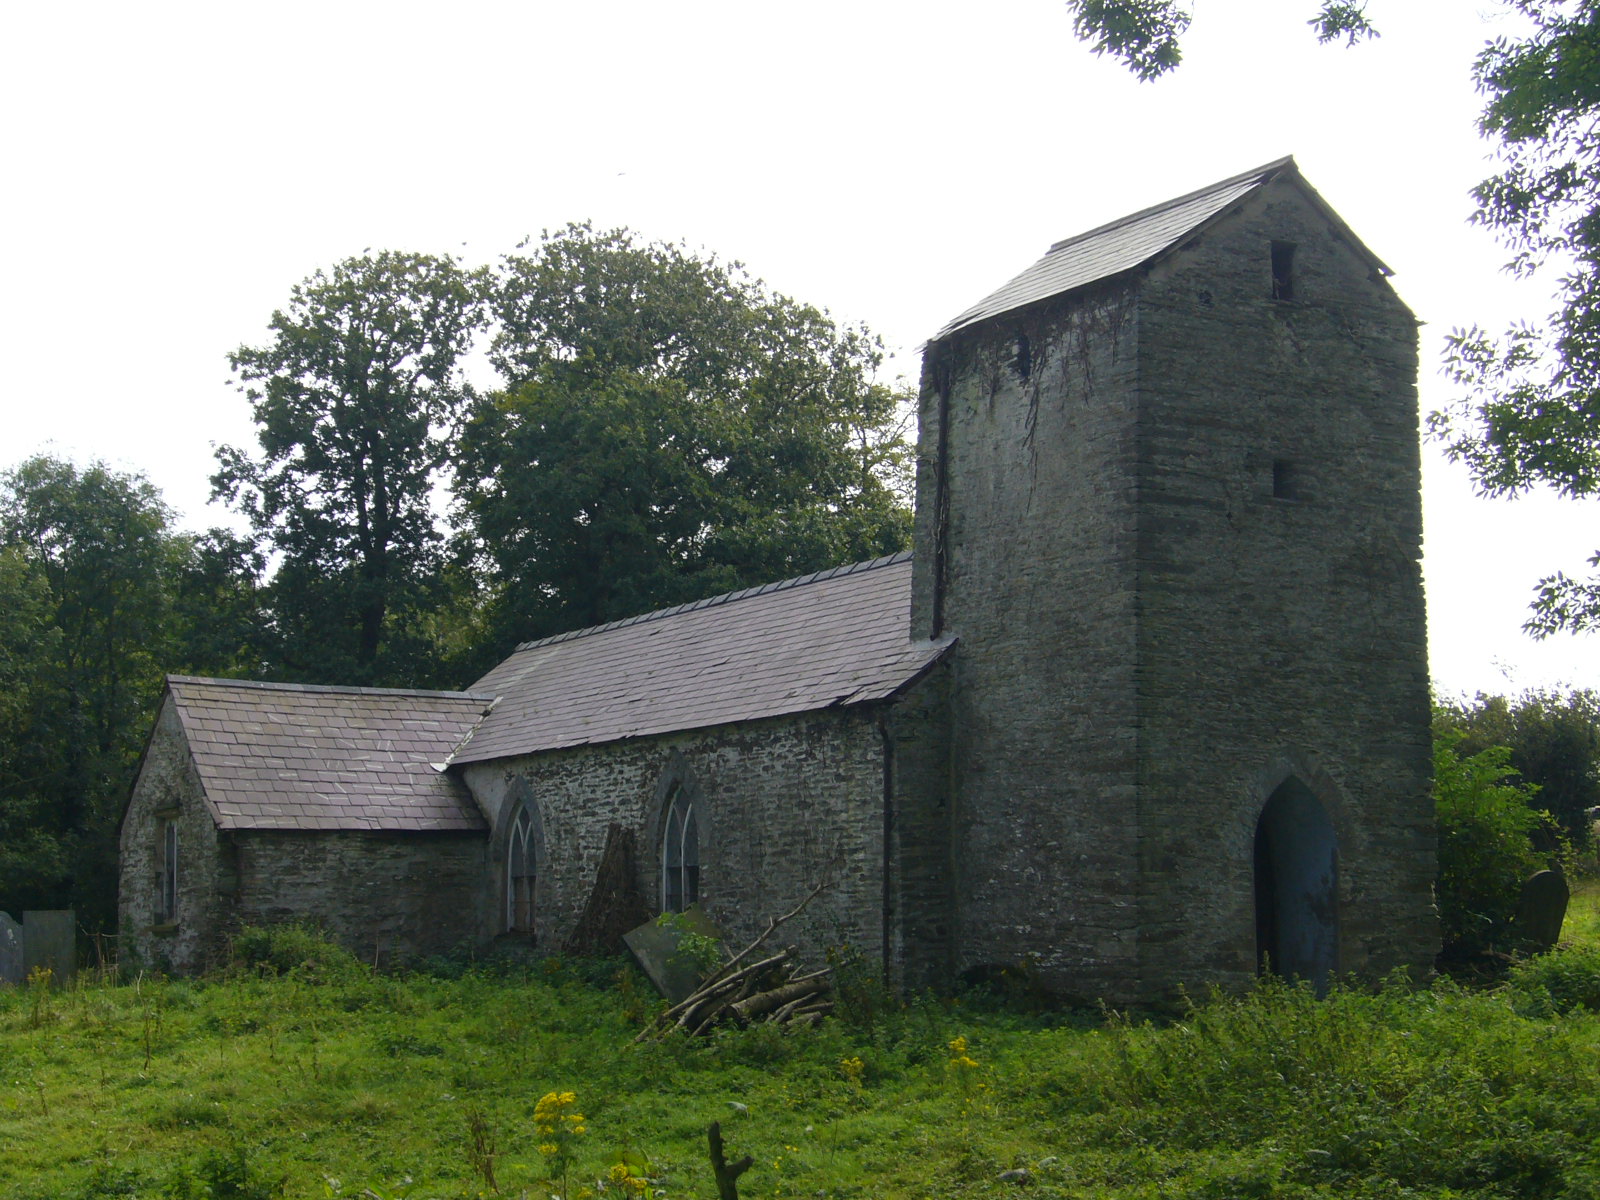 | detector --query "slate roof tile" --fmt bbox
[167,677,495,833]
[928,156,1390,342]
[452,552,952,764]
